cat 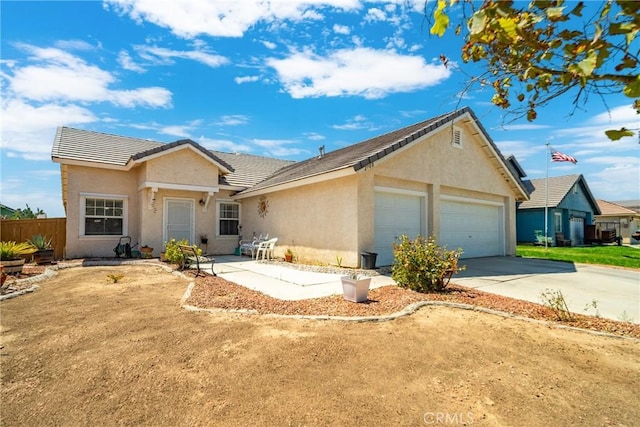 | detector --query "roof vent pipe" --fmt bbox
[318,145,325,158]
